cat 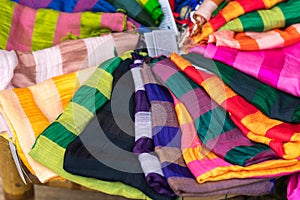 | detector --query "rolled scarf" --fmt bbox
[190,42,300,97]
[191,0,284,43]
[219,0,300,33]
[169,53,300,160]
[10,0,117,12]
[152,57,278,166]
[182,52,300,123]
[106,0,160,27]
[27,57,150,199]
[130,53,174,197]
[152,54,300,183]
[0,0,135,51]
[207,23,300,50]
[63,58,174,200]
[135,0,164,24]
[140,61,275,197]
